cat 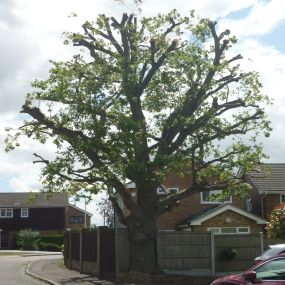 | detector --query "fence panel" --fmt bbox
[71,231,80,261]
[82,230,97,262]
[157,231,212,272]
[99,227,116,276]
[215,234,261,272]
